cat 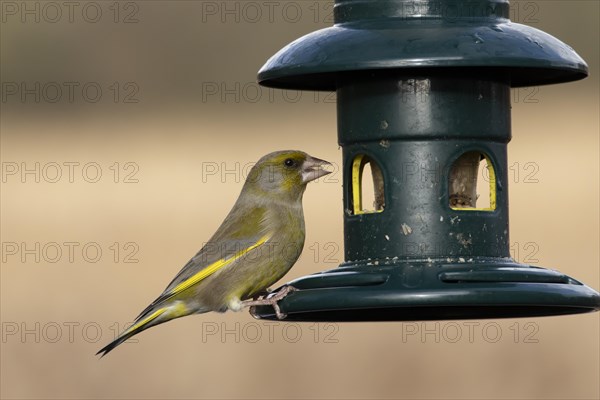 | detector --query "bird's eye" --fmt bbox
[284,158,295,167]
